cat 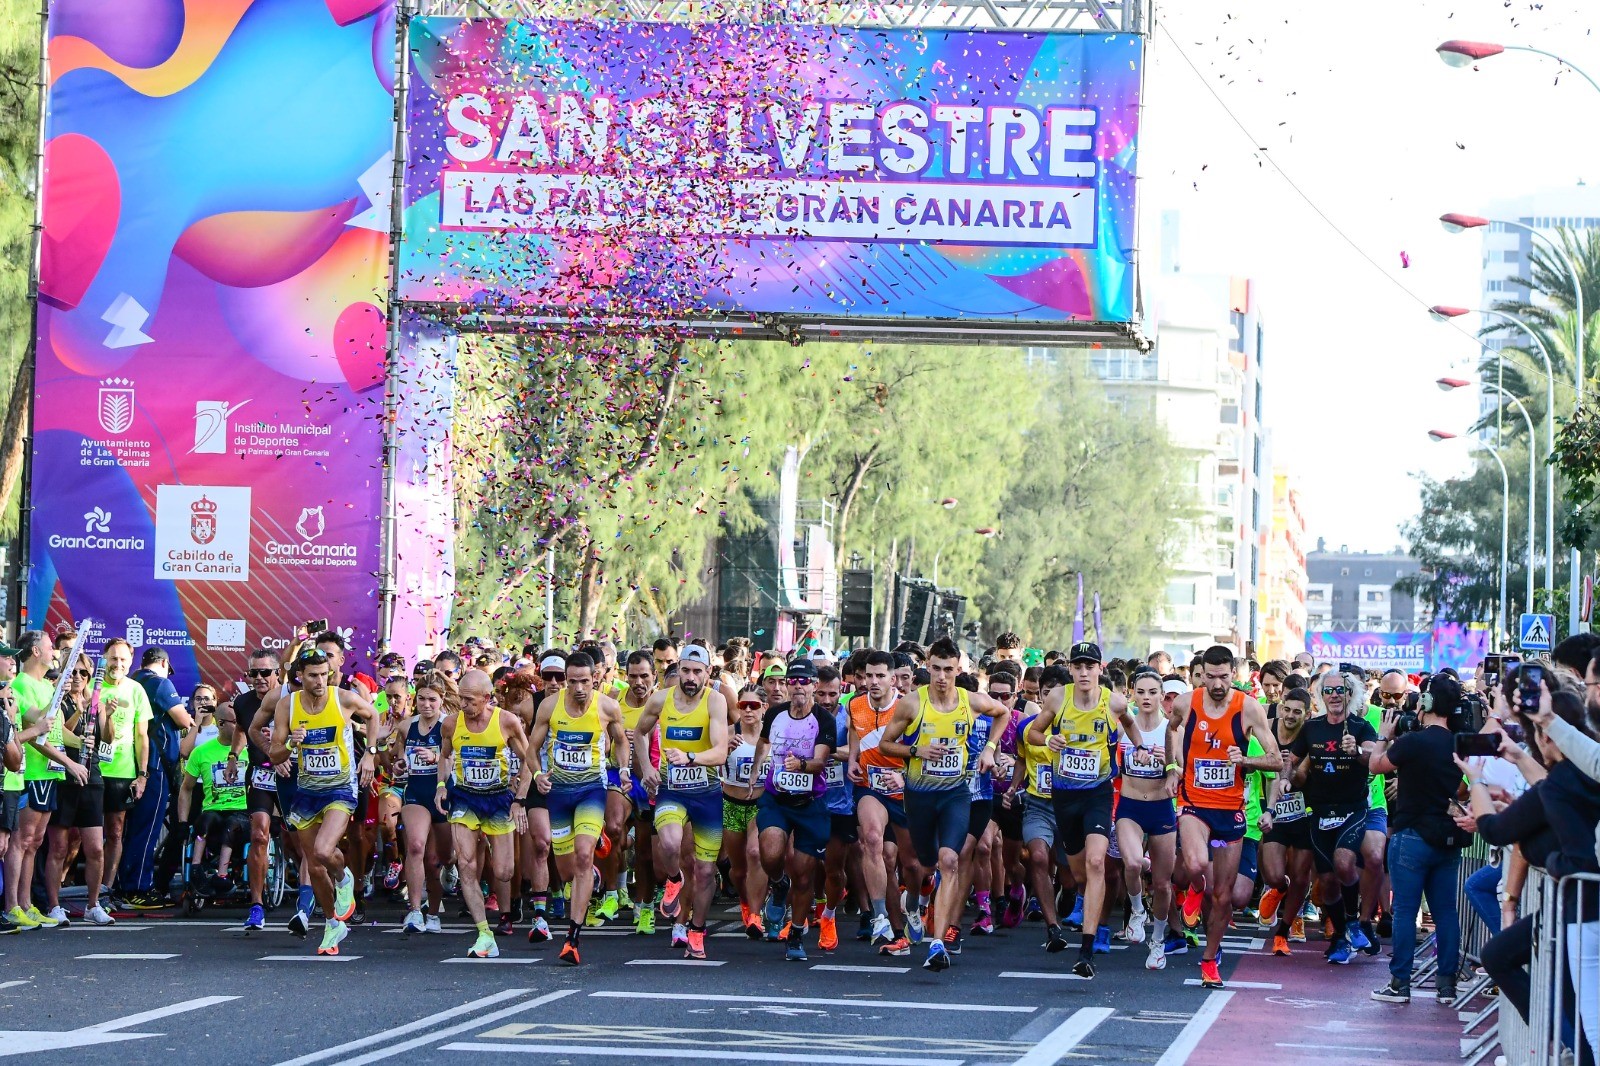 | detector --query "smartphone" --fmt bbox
[303,618,329,637]
[1455,733,1502,758]
[1518,664,1544,713]
[1482,653,1506,689]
